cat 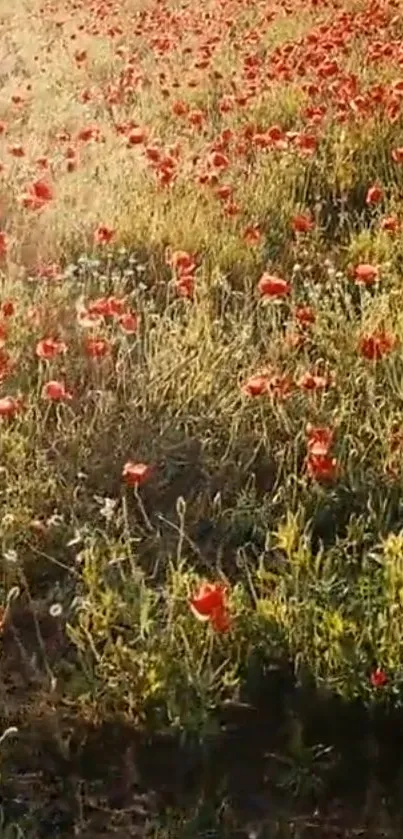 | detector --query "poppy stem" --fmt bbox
[134,487,154,532]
